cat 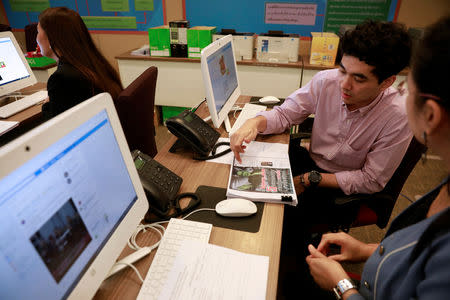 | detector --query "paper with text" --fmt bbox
[226,141,298,206]
[158,240,269,300]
